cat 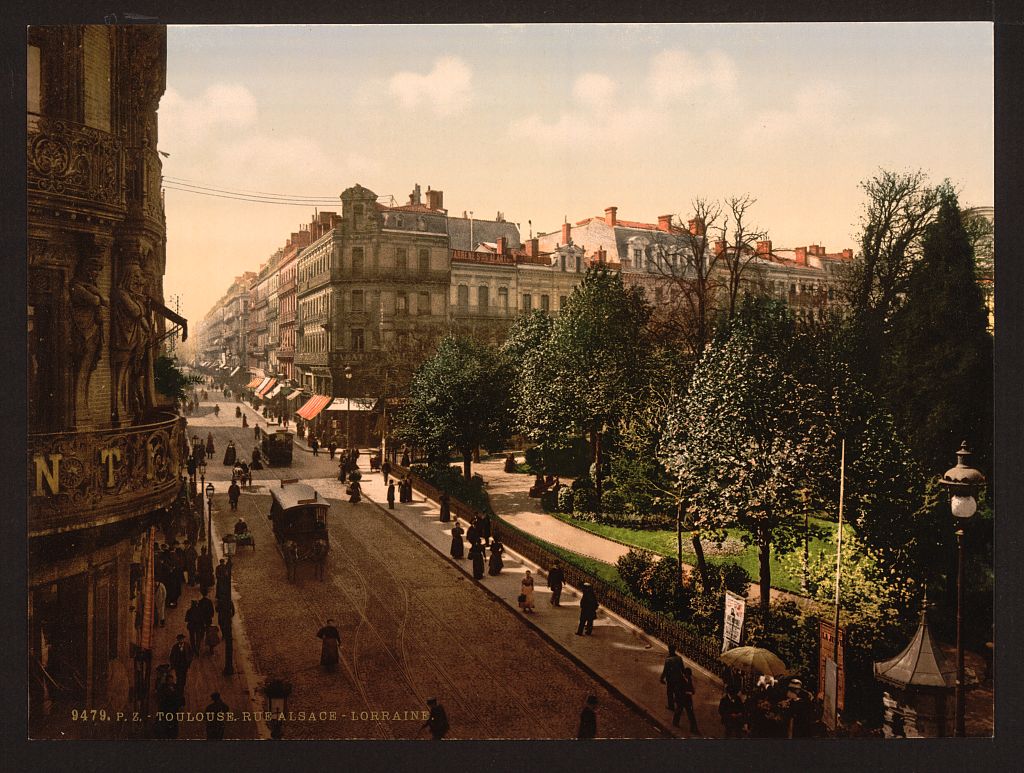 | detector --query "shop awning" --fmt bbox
[286,390,305,401]
[326,397,377,412]
[245,376,263,389]
[256,378,277,398]
[296,394,333,420]
[254,377,272,395]
[265,383,284,399]
[229,366,240,376]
